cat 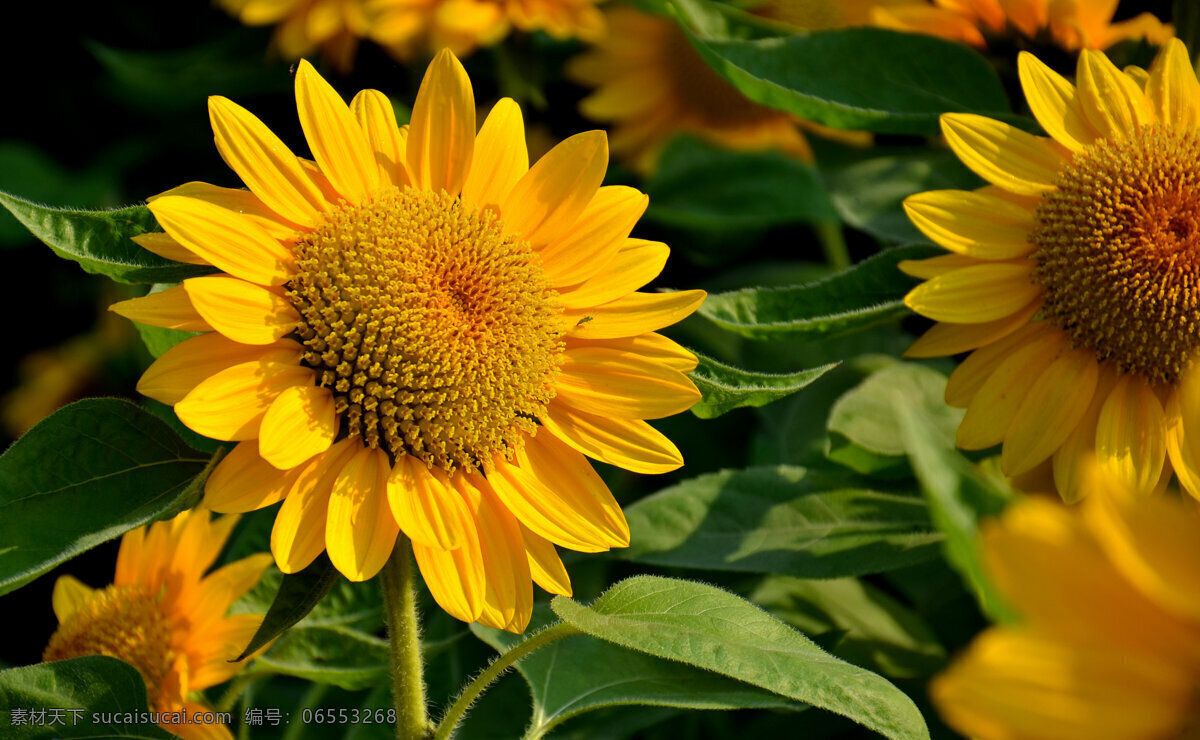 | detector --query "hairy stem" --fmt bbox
[380,536,430,740]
